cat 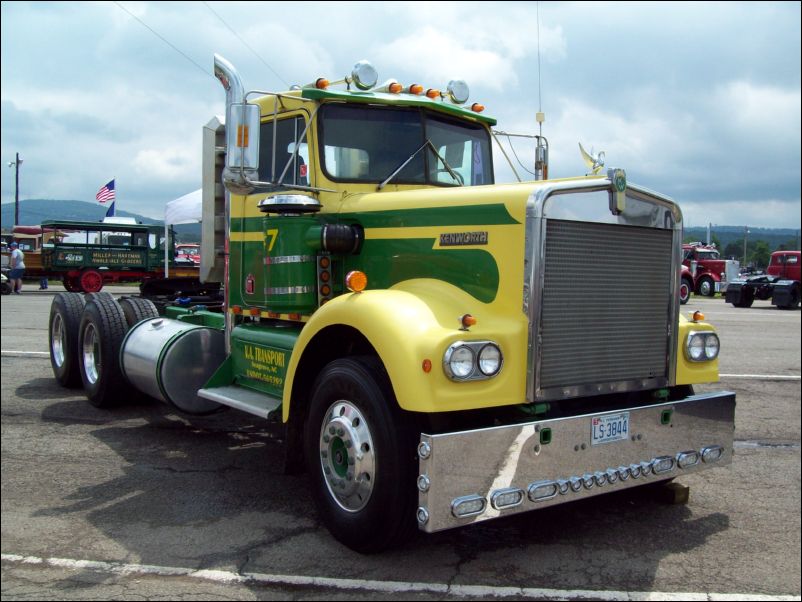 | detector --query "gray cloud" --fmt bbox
[2,1,799,227]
